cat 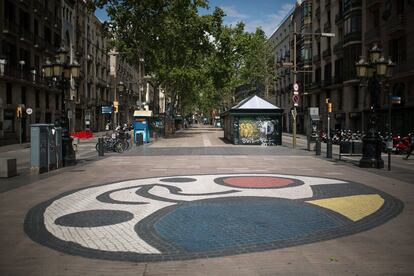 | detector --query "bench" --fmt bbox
[0,158,17,178]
